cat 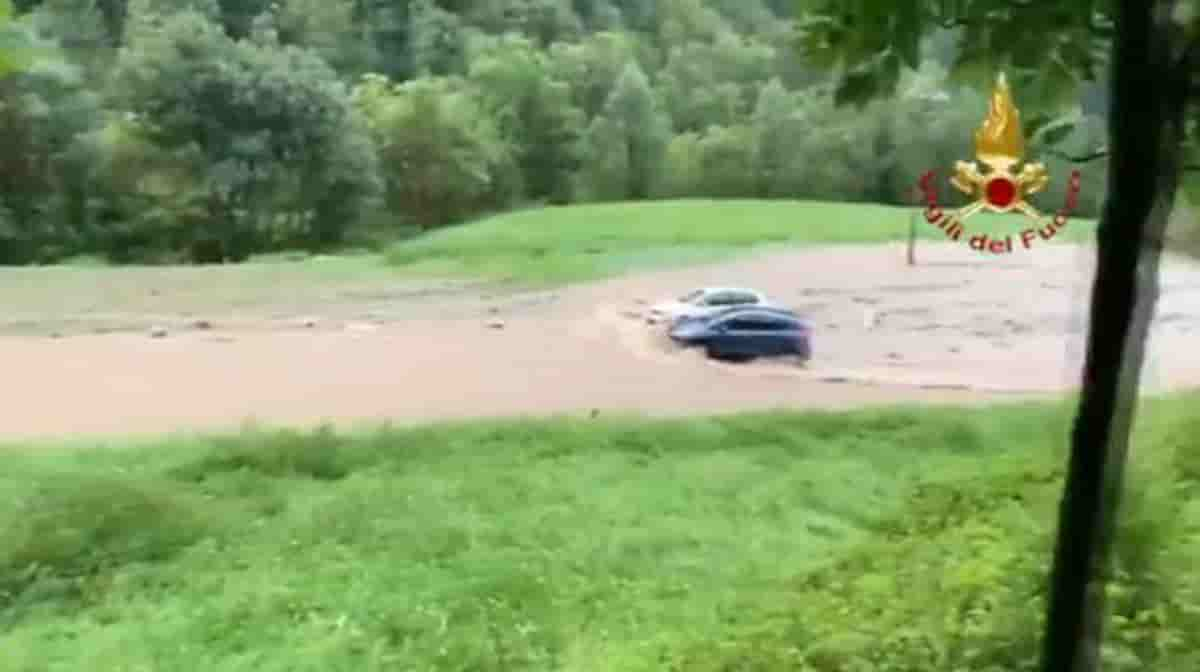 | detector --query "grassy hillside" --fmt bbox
[384,199,1098,285]
[3,393,1196,671]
